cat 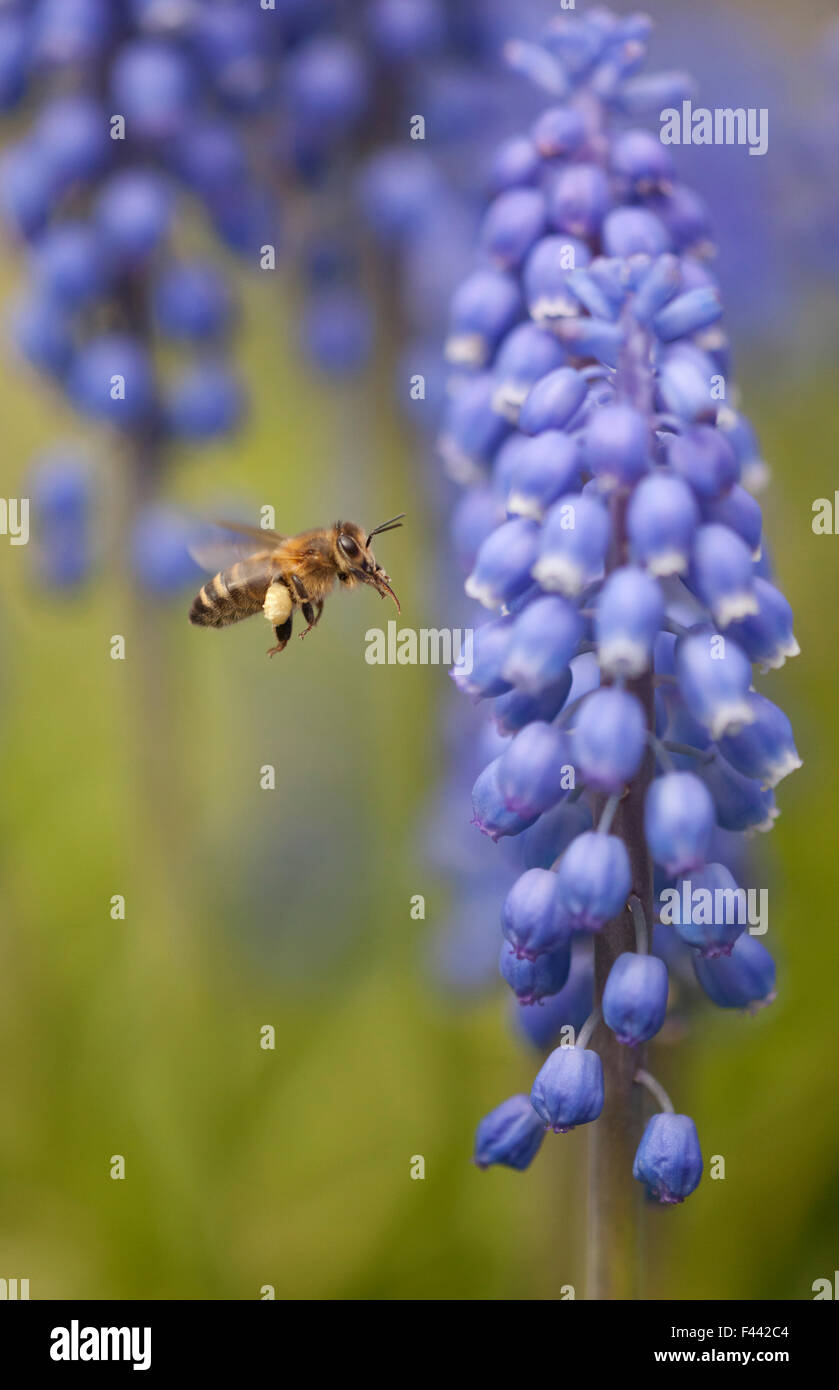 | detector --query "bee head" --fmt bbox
[333,514,404,612]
